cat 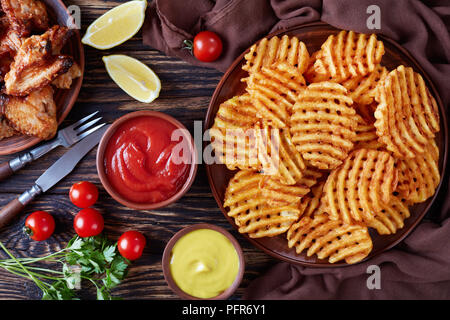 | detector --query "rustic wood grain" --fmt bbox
[0,0,275,300]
